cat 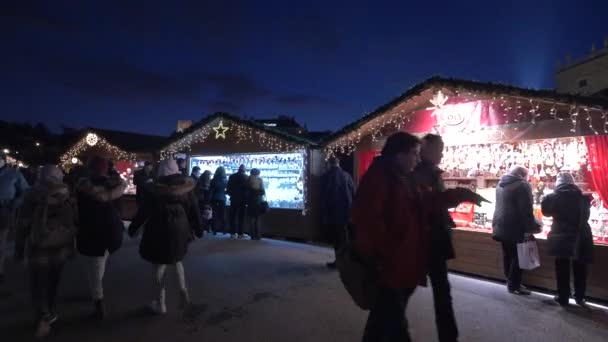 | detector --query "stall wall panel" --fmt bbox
[448,229,608,303]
